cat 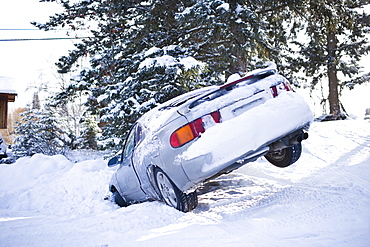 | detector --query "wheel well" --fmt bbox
[147,165,162,196]
[109,185,118,193]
